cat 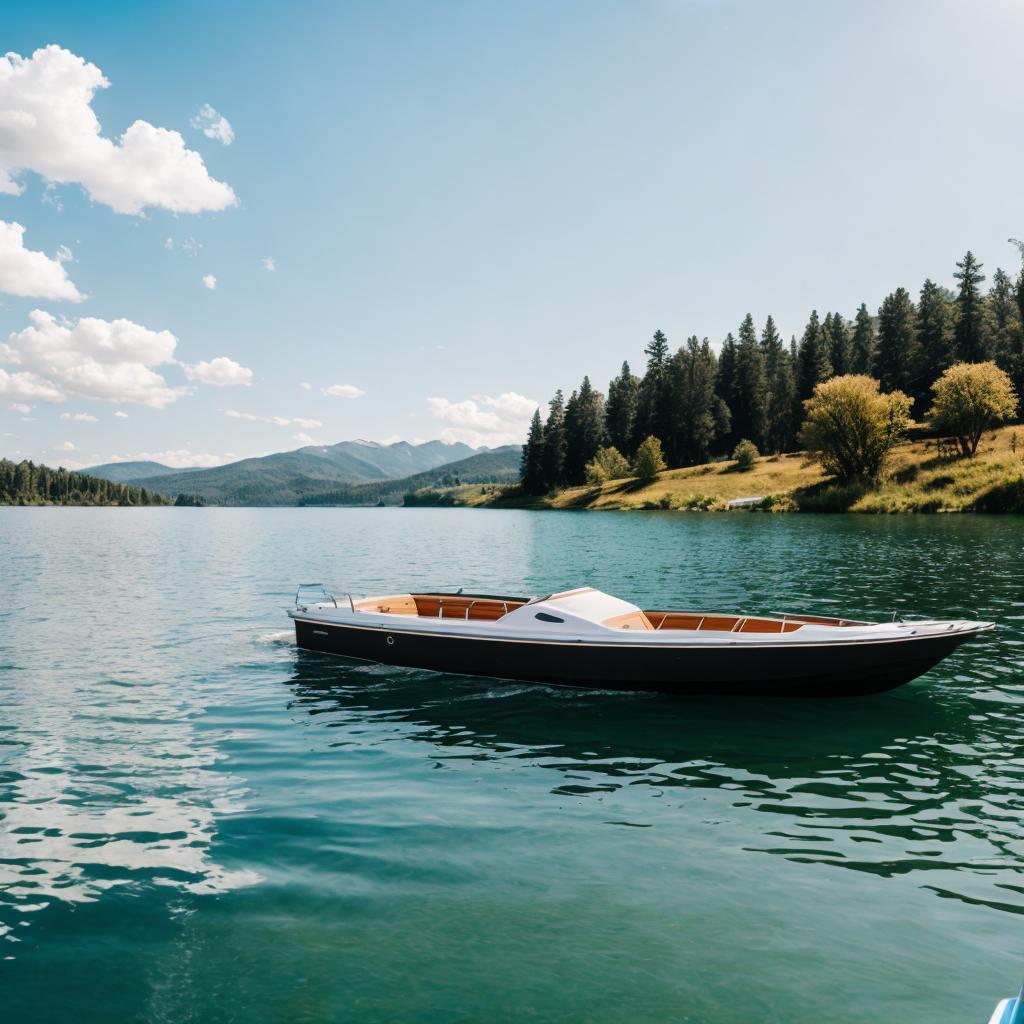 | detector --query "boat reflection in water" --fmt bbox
[285,647,1023,916]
